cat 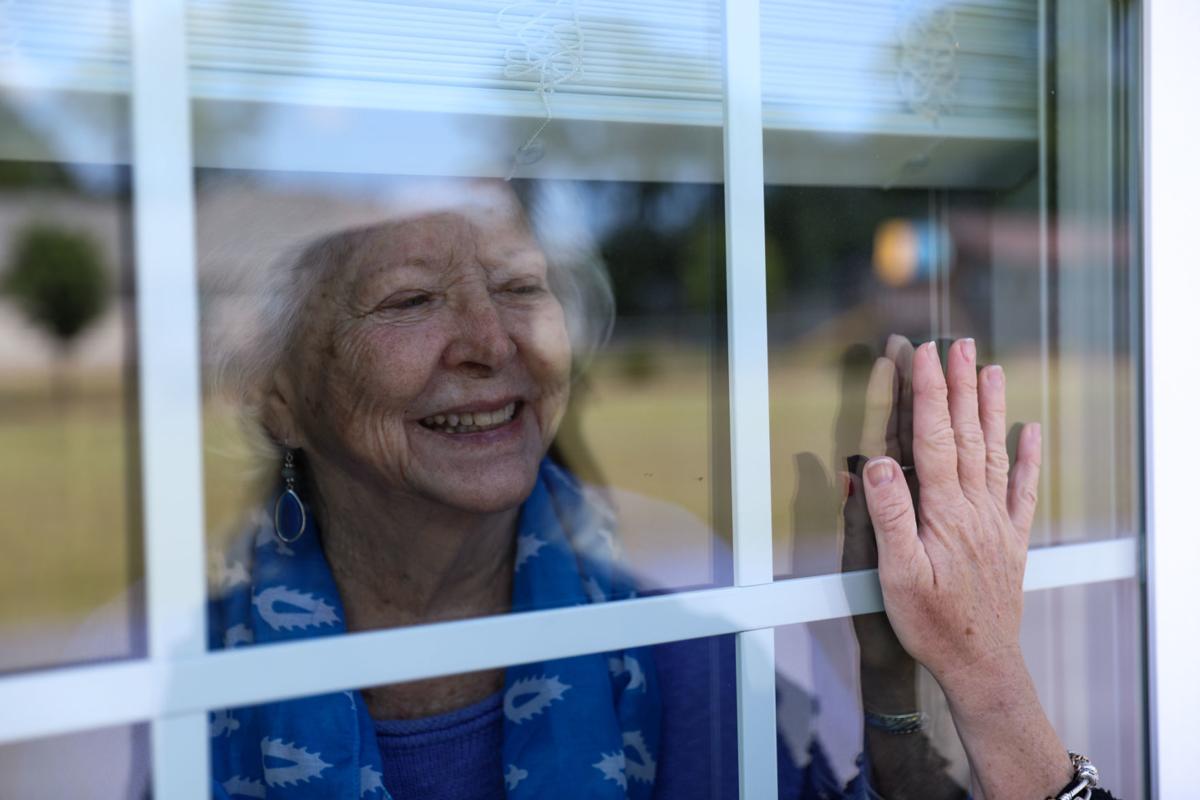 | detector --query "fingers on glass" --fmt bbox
[862,357,897,459]
[946,338,988,496]
[1007,422,1043,537]
[885,334,915,464]
[978,364,1010,503]
[910,341,960,498]
[861,457,924,577]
